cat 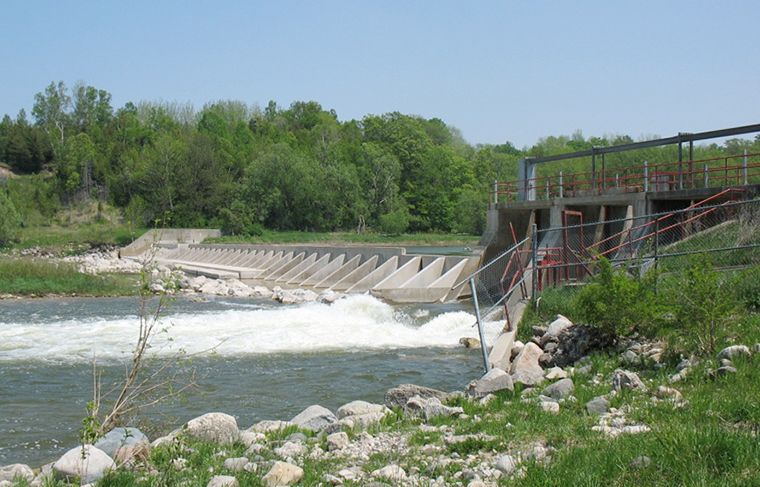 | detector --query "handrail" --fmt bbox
[491,152,760,202]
